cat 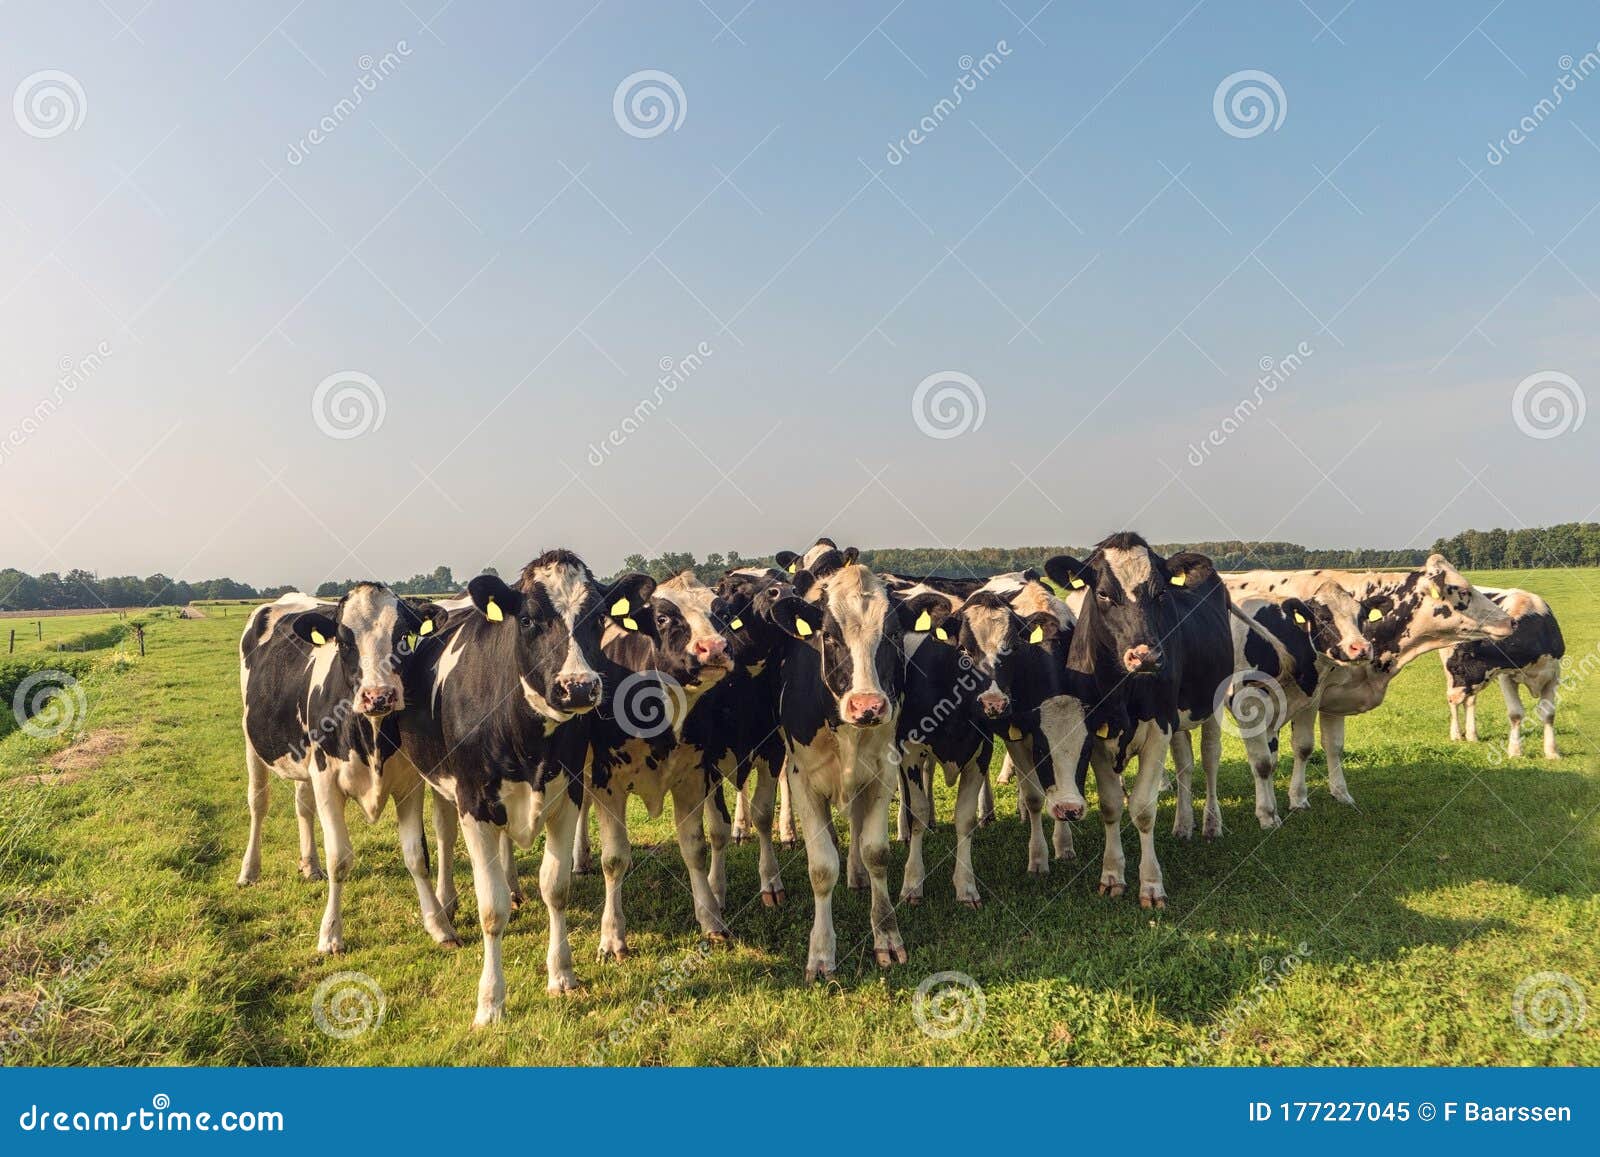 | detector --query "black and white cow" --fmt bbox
[1440,588,1564,759]
[236,585,451,954]
[1225,554,1514,806]
[392,550,655,1026]
[1043,534,1234,908]
[767,547,951,979]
